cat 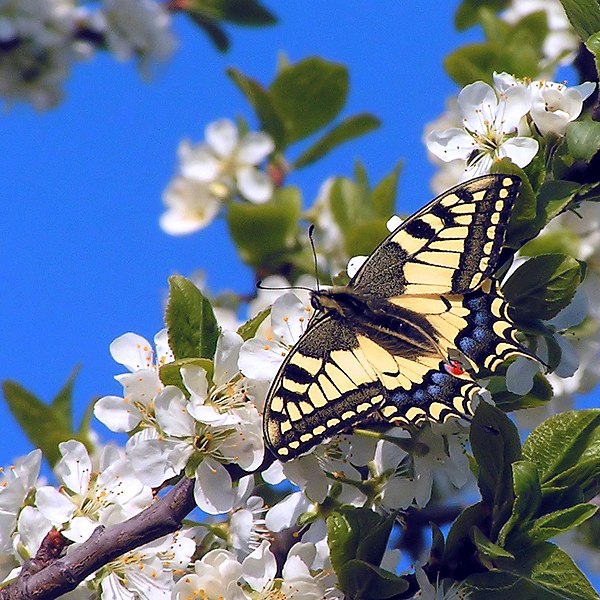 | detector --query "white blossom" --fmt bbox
[35,441,152,543]
[102,0,175,75]
[426,80,538,178]
[529,80,596,136]
[94,329,173,433]
[503,0,579,67]
[180,119,274,204]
